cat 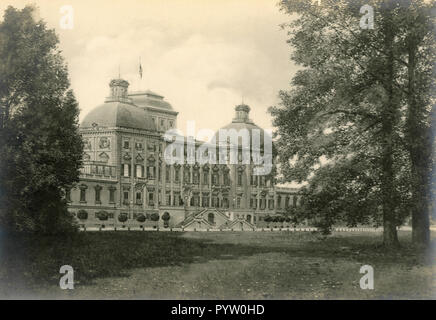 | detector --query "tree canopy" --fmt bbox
[0,6,83,234]
[270,0,435,246]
